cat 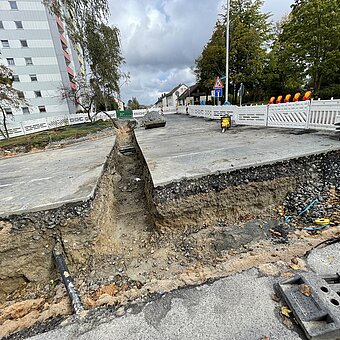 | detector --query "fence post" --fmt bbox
[306,101,311,129]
